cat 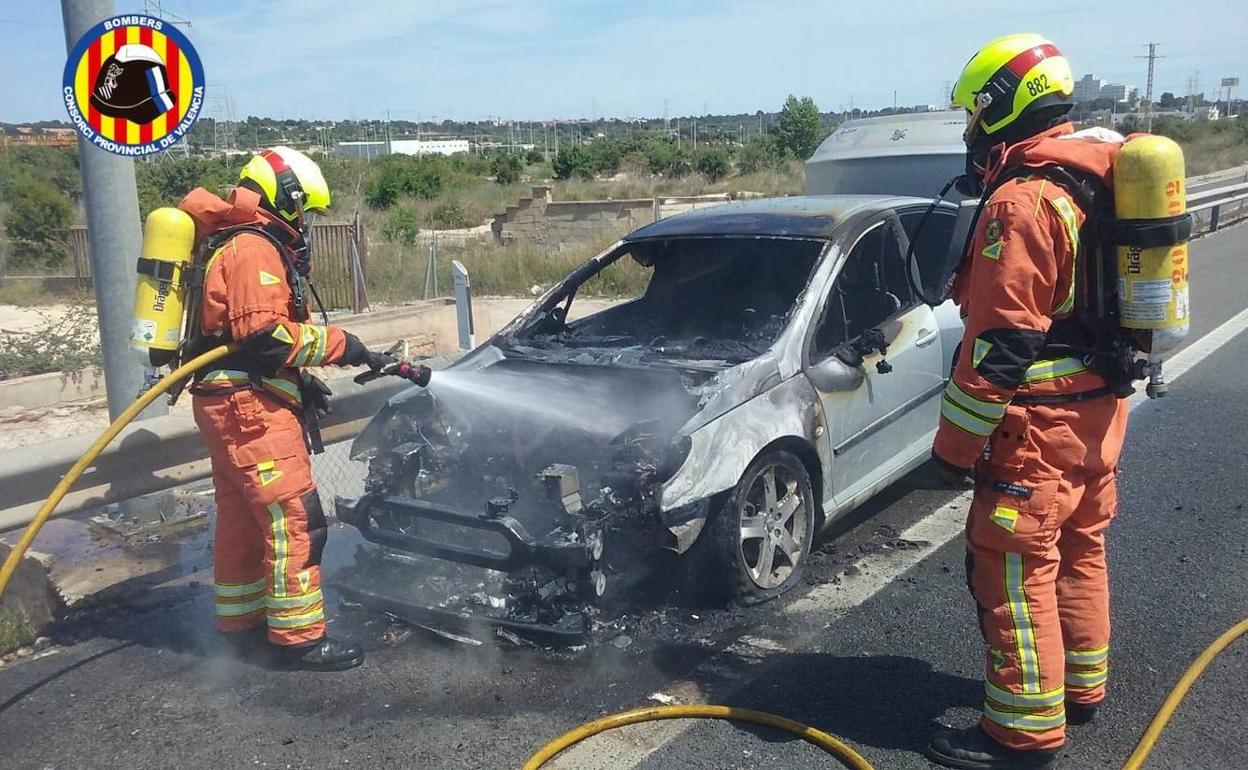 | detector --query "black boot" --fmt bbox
[278,636,364,671]
[927,726,1060,770]
[1065,700,1100,726]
